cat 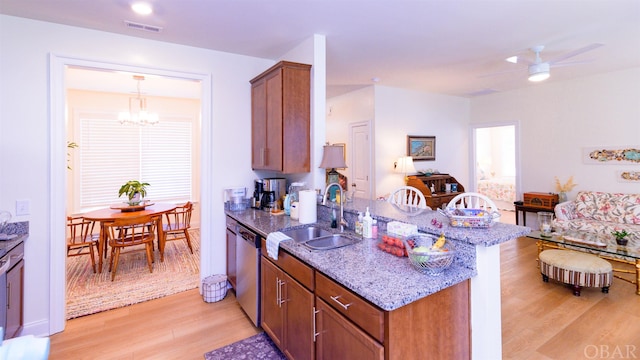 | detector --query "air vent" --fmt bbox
[124,20,163,33]
[466,88,498,97]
